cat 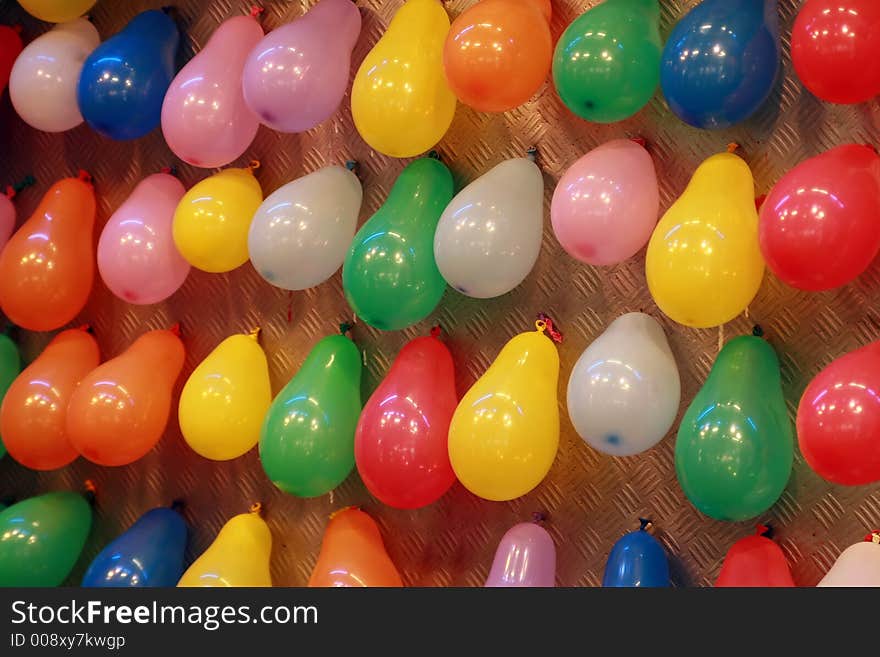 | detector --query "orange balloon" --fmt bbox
[1,327,99,471]
[308,508,403,587]
[442,0,552,113]
[0,174,95,331]
[66,327,185,466]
